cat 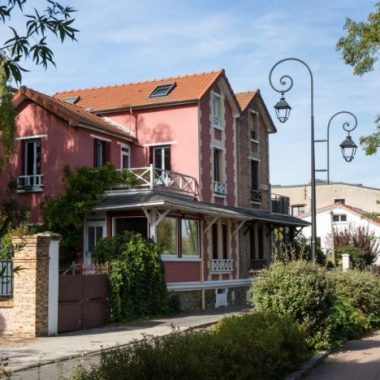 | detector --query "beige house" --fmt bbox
[272,182,380,216]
